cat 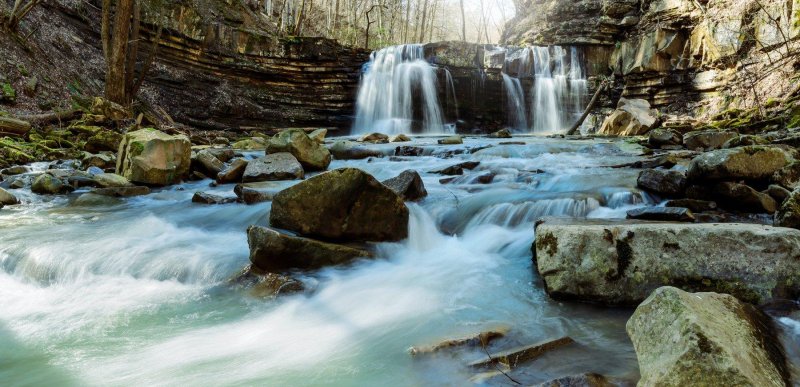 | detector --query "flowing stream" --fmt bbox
[1,137,798,386]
